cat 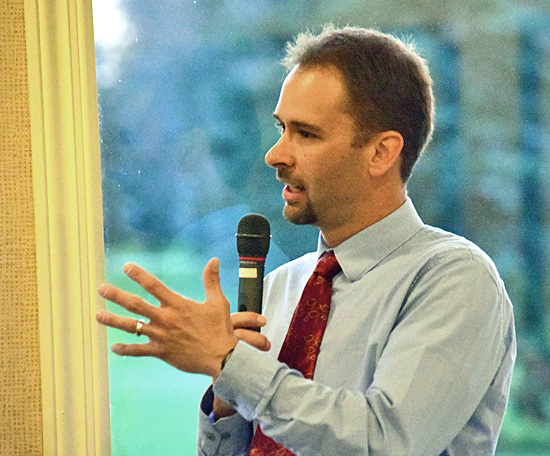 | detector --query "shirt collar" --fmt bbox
[317,198,424,282]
